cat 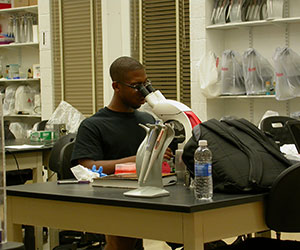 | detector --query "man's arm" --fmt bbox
[78,156,136,175]
[78,148,172,175]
